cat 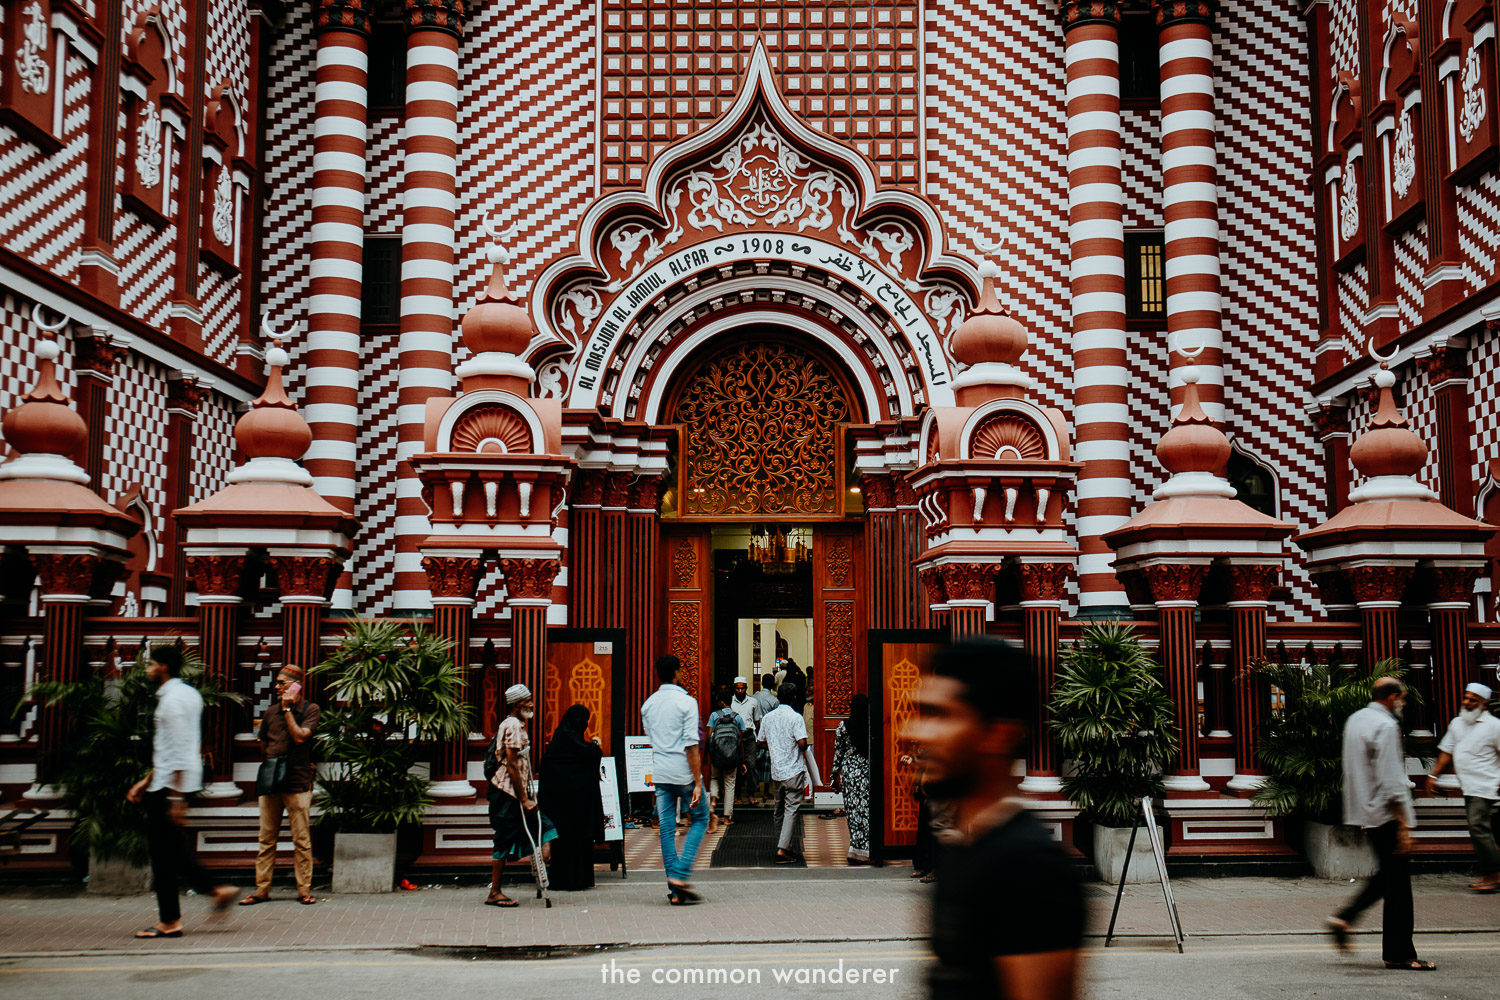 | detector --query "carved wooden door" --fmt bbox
[660,525,713,711]
[811,525,864,785]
